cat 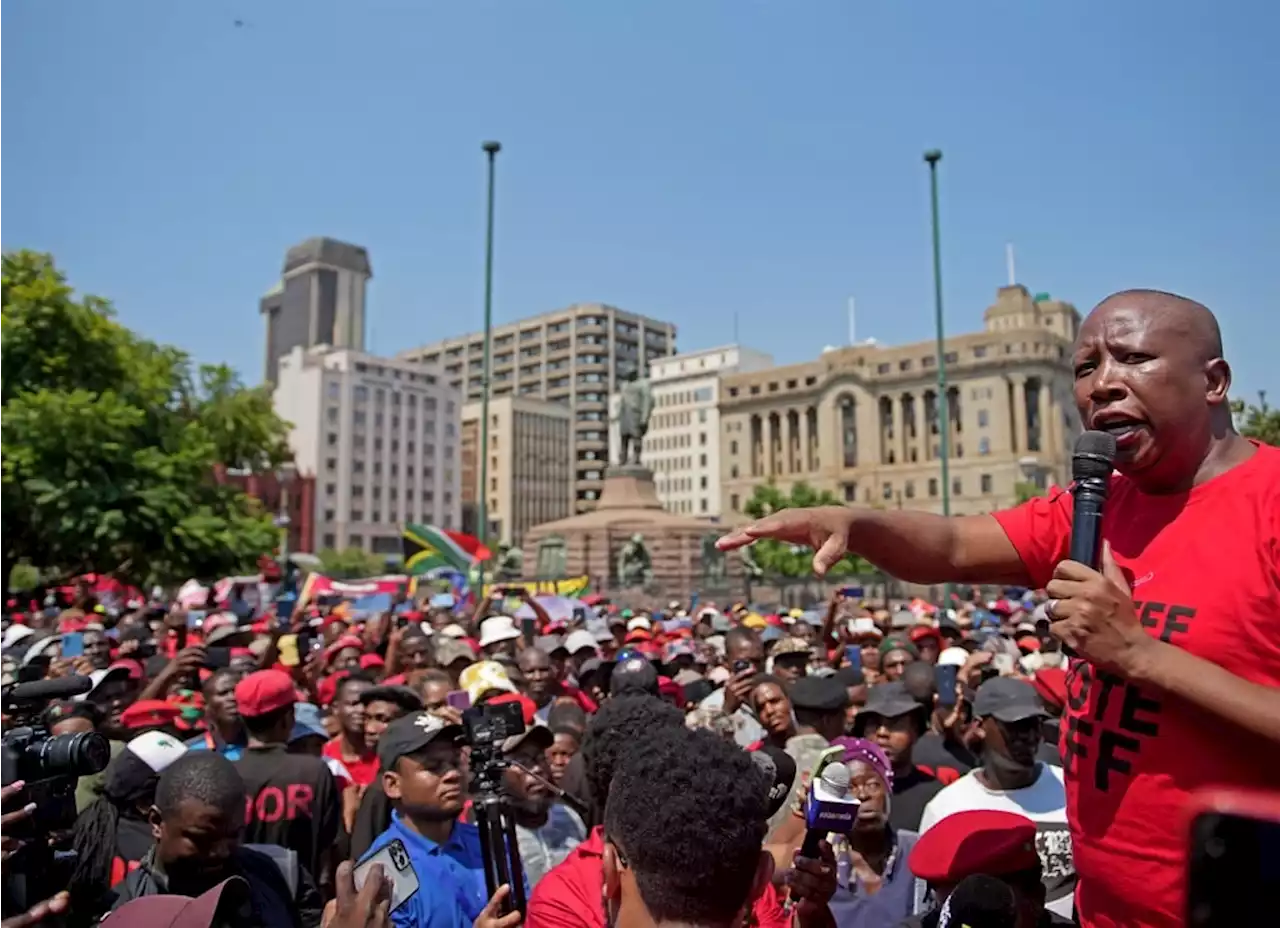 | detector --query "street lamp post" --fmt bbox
[924,149,952,606]
[275,462,296,590]
[476,141,501,595]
